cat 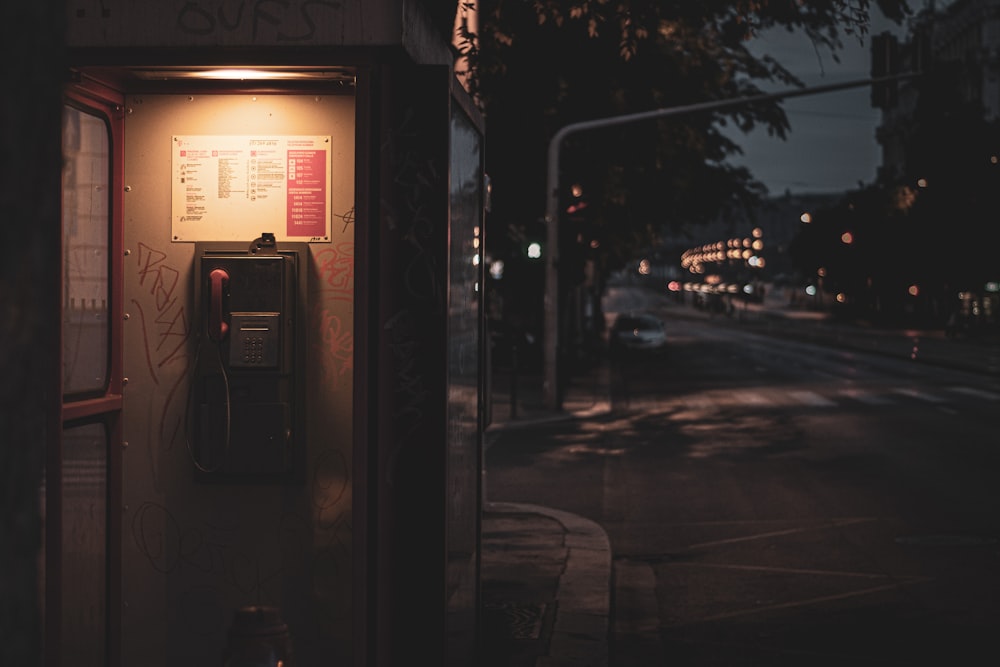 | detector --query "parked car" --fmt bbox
[609,312,667,355]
